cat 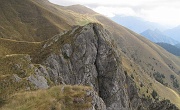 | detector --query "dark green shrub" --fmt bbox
[131,74,134,79]
[0,97,5,107]
[151,90,158,99]
[153,72,166,85]
[173,79,179,88]
[170,75,175,80]
[170,75,179,88]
